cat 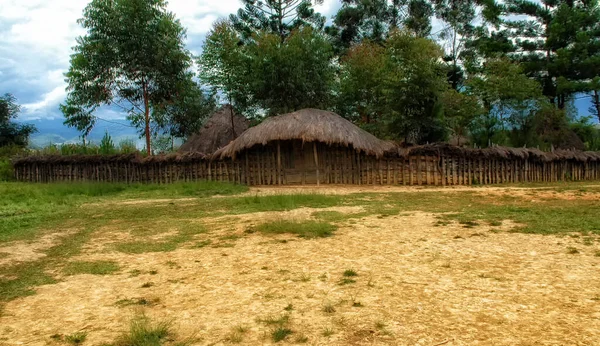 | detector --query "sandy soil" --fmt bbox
[1,188,600,345]
[235,183,600,197]
[0,230,77,268]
